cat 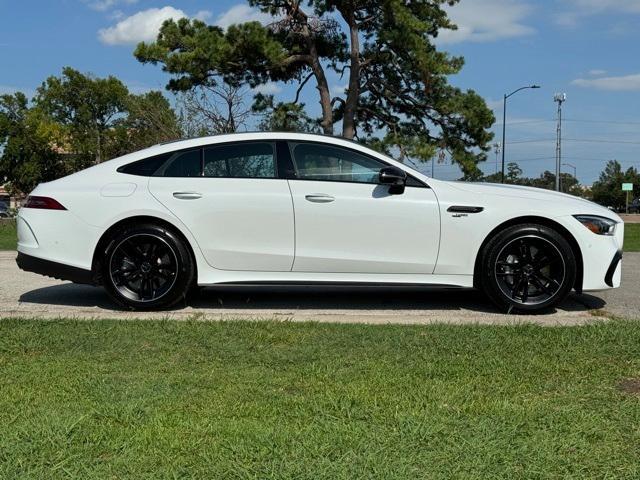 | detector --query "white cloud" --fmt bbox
[98,6,188,45]
[556,0,640,26]
[485,98,504,111]
[214,4,274,30]
[88,0,138,12]
[252,82,282,95]
[109,10,124,20]
[571,73,640,91]
[437,0,535,44]
[194,10,212,21]
[588,69,607,76]
[330,83,349,95]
